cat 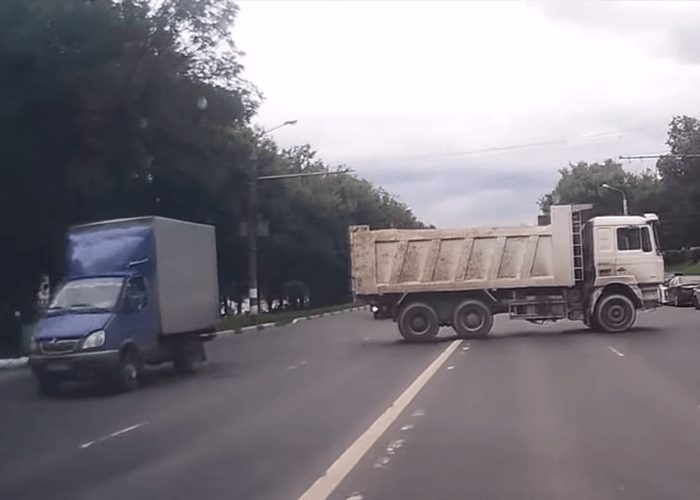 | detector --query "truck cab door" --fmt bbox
[123,277,159,355]
[594,226,617,278]
[614,226,661,284]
